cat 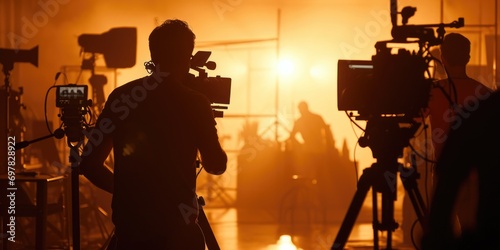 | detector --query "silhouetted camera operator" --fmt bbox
[79,19,227,250]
